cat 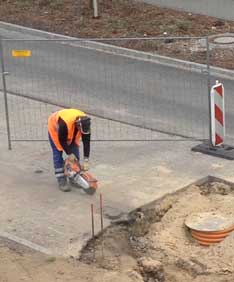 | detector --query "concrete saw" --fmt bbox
[64,158,98,195]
